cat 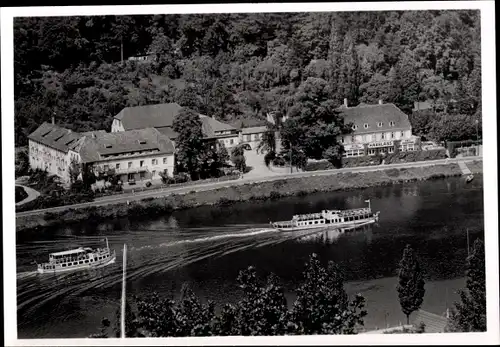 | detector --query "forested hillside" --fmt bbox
[14,11,481,146]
